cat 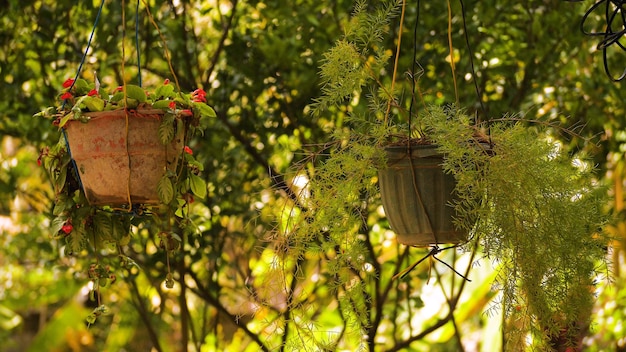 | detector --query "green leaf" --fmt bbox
[158,114,175,144]
[152,99,173,110]
[154,83,176,99]
[52,200,69,216]
[55,167,67,193]
[187,158,204,171]
[51,216,67,235]
[66,230,84,254]
[72,79,92,95]
[82,96,105,112]
[157,175,174,204]
[58,113,74,128]
[189,174,207,199]
[93,213,112,242]
[33,106,57,119]
[124,98,139,109]
[125,85,147,103]
[110,91,124,102]
[195,103,217,118]
[111,217,128,243]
